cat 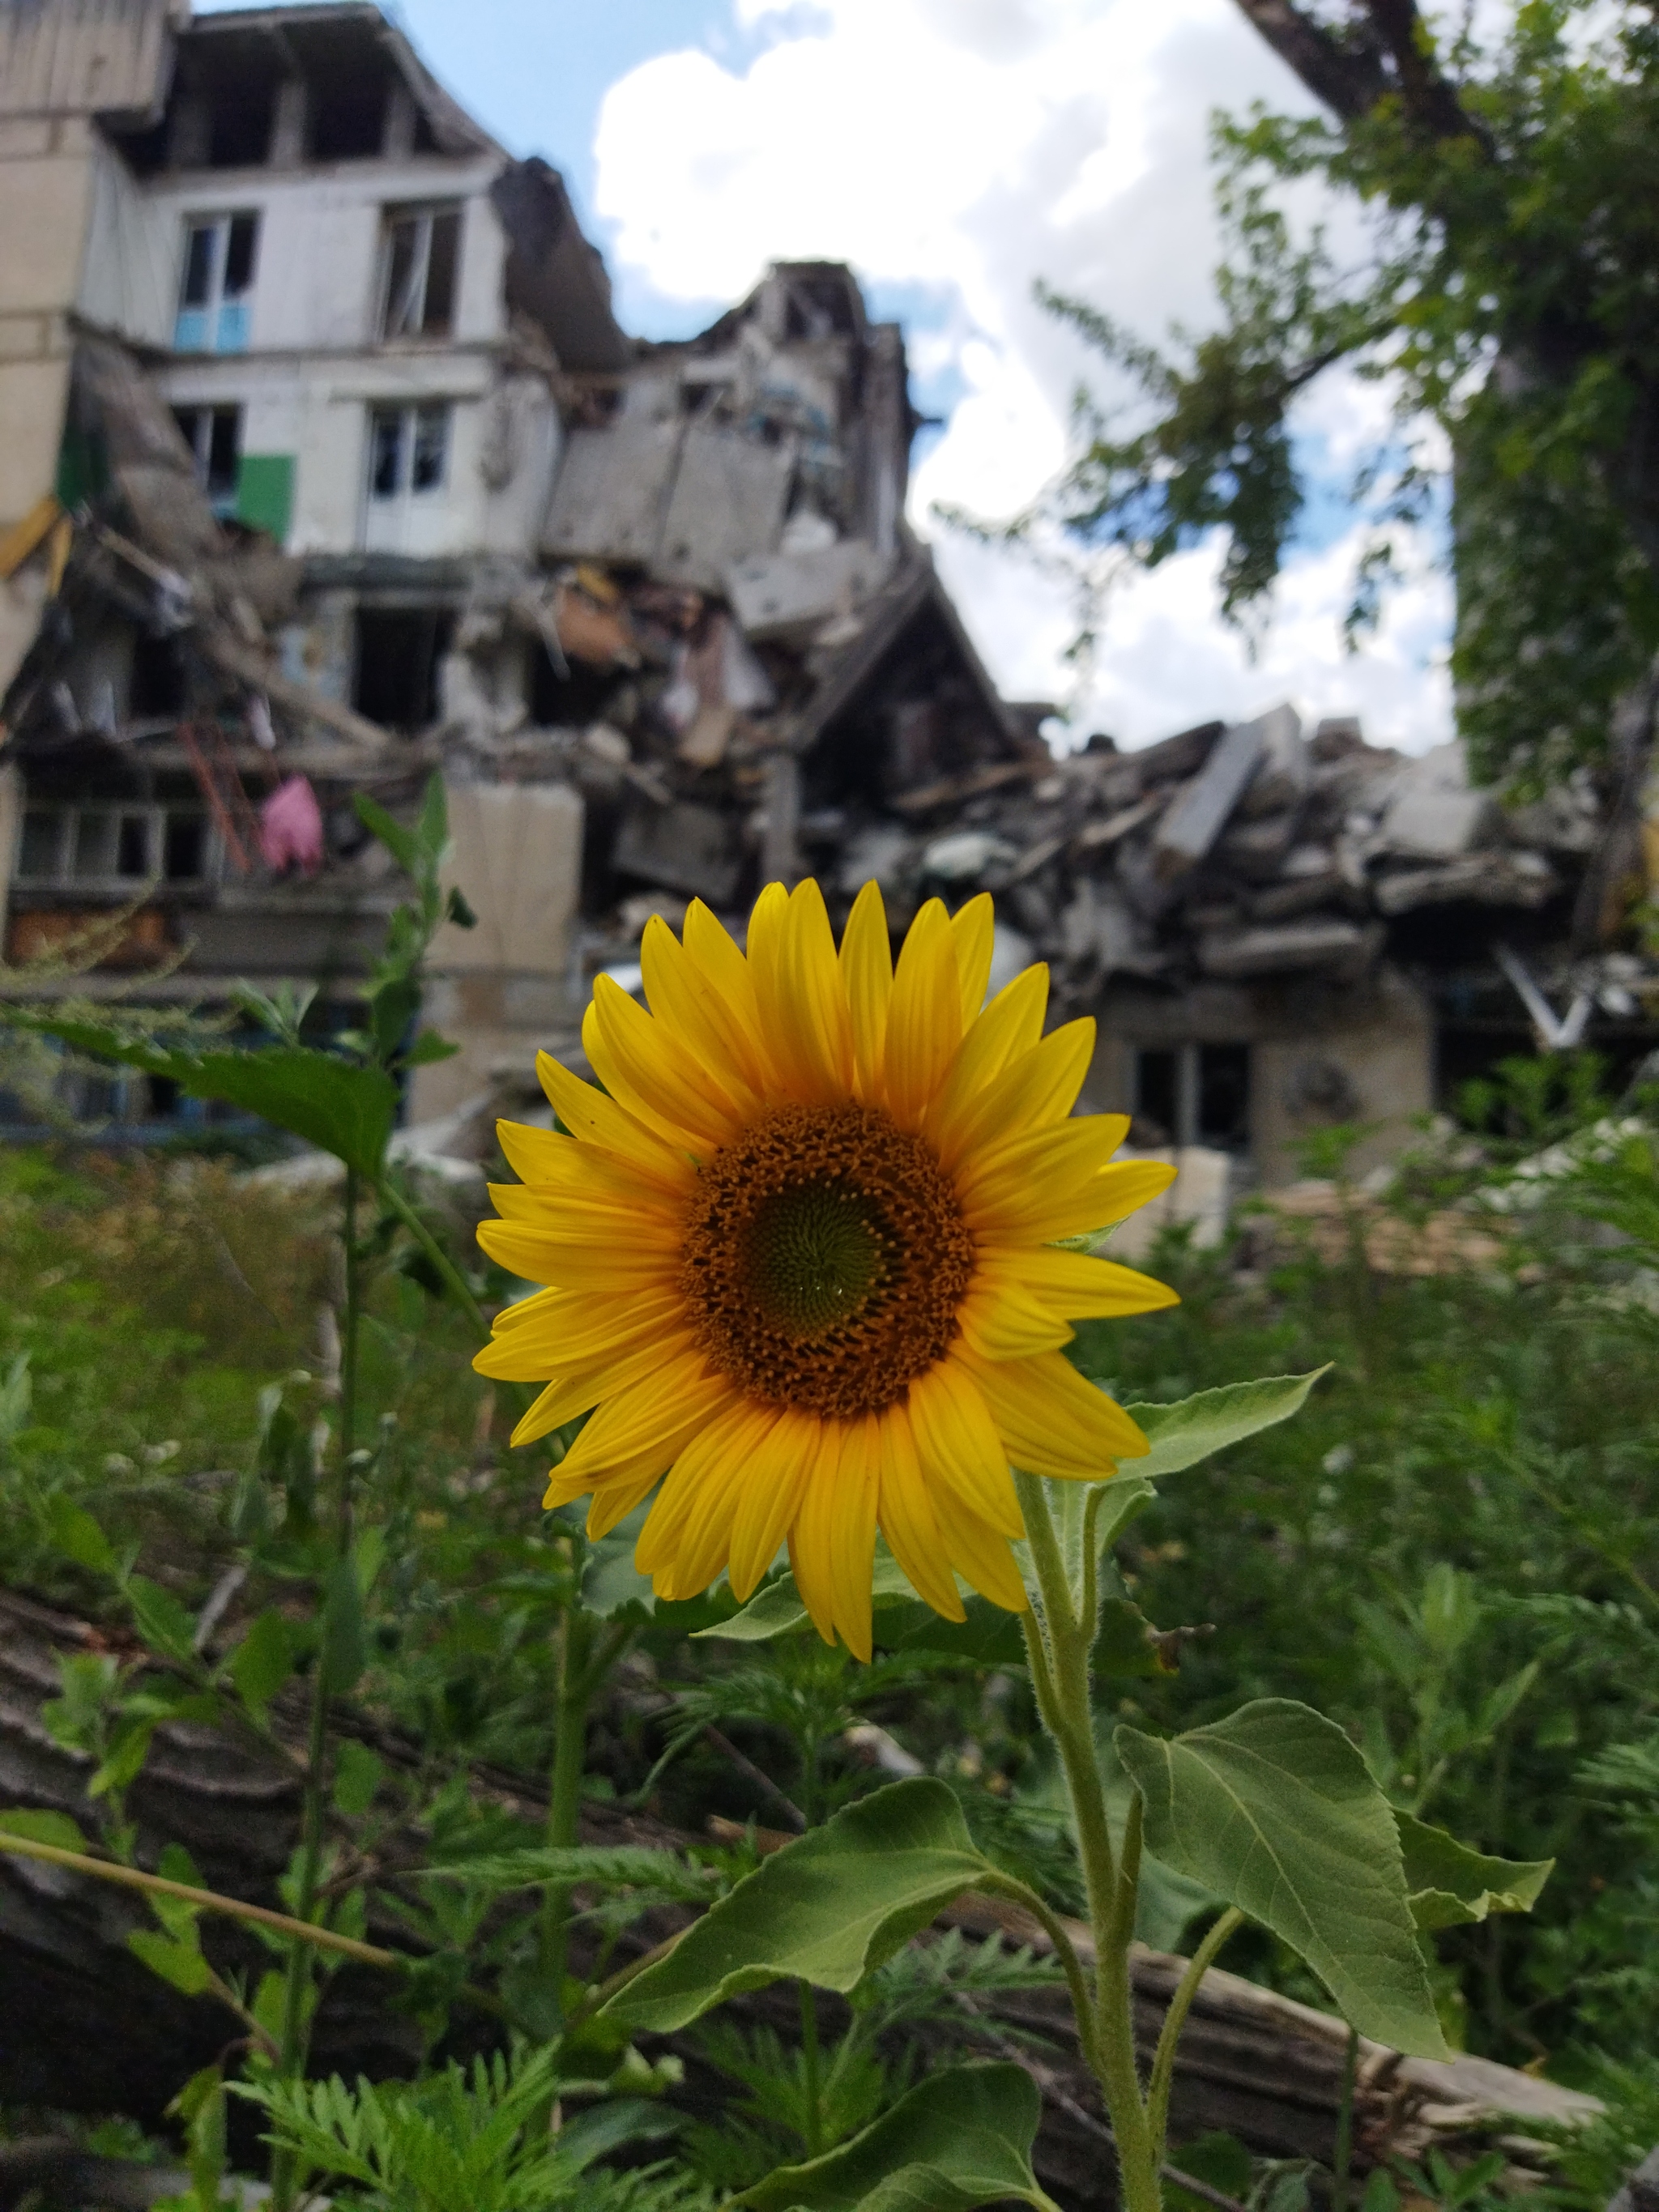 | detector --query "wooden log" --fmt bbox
[0,1591,1596,2203]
